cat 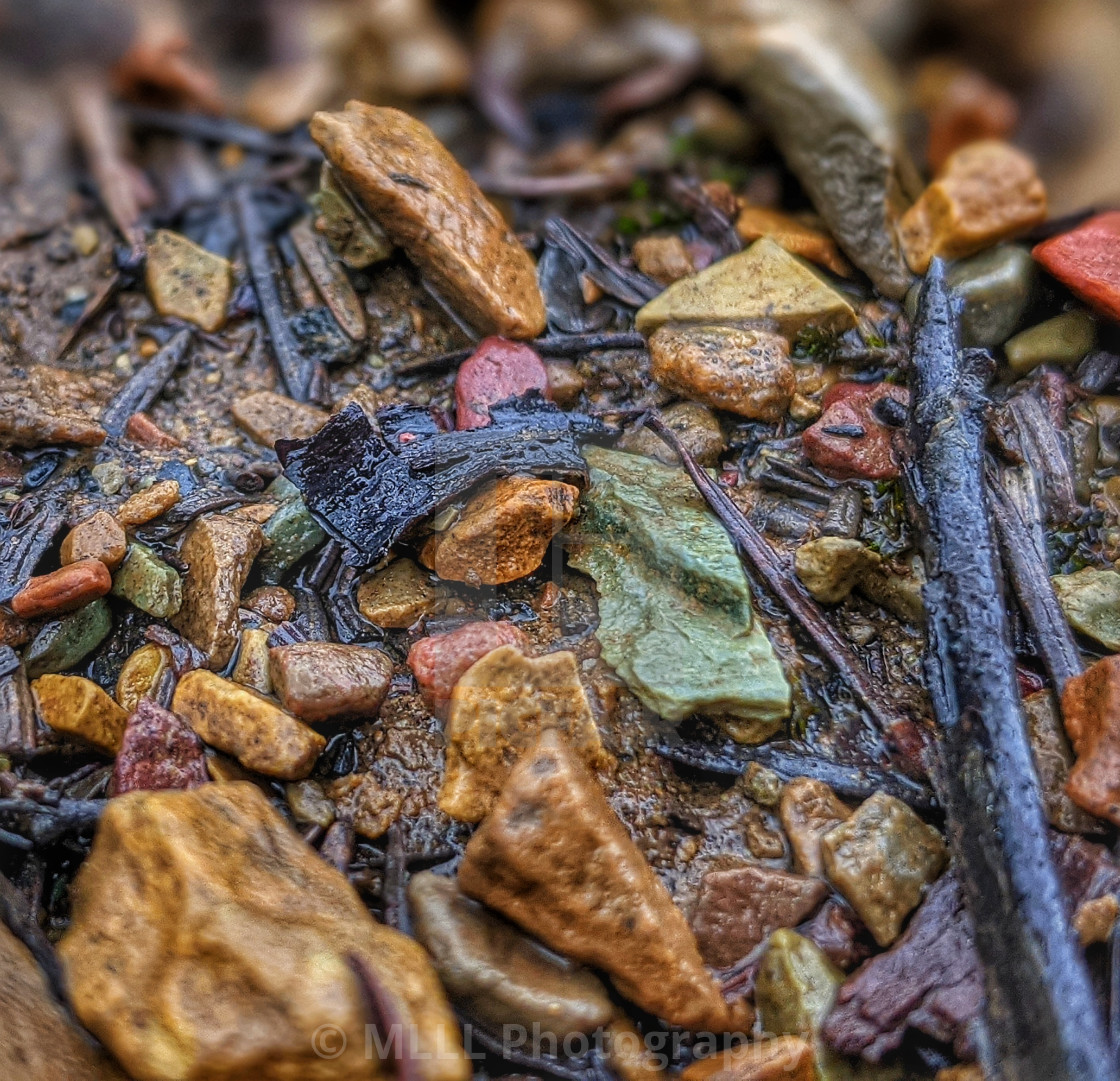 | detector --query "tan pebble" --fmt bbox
[605,1018,668,1081]
[285,779,335,828]
[115,643,173,713]
[231,390,330,447]
[794,536,881,604]
[11,559,111,620]
[137,338,159,359]
[745,807,786,859]
[543,358,584,408]
[116,480,180,529]
[356,557,441,629]
[780,777,852,877]
[681,1036,814,1081]
[1074,894,1119,946]
[145,230,232,333]
[32,674,129,754]
[618,401,726,468]
[71,224,99,256]
[327,773,403,839]
[231,629,273,695]
[60,511,127,571]
[735,204,850,276]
